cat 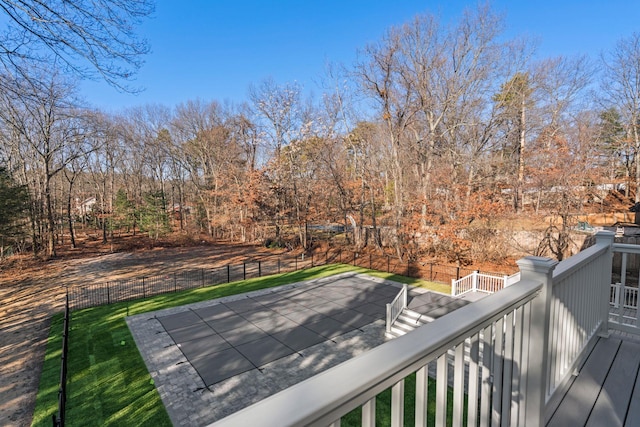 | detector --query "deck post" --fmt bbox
[385,303,392,334]
[402,284,407,308]
[595,231,615,337]
[517,256,557,427]
[472,270,479,292]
